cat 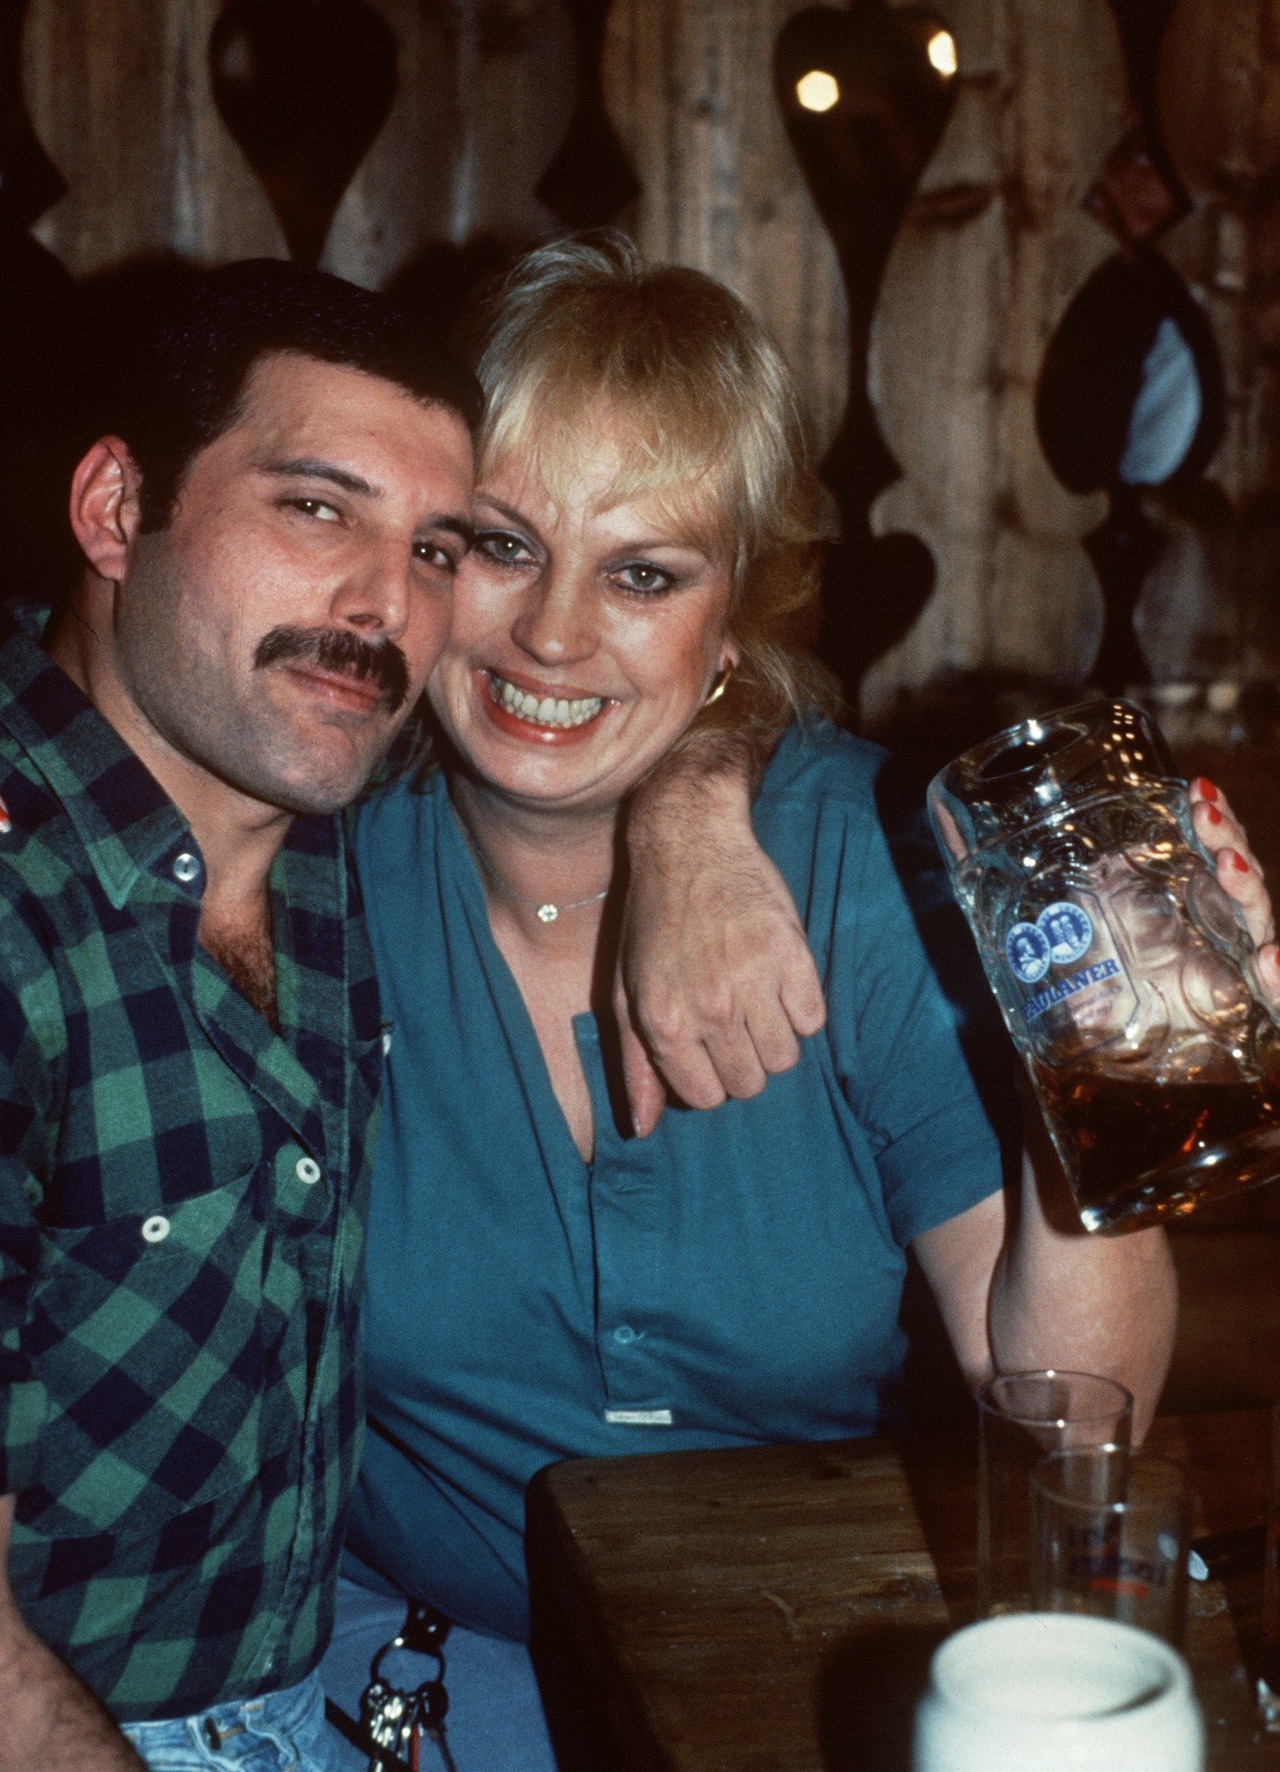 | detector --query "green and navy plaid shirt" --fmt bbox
[0,612,383,1721]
